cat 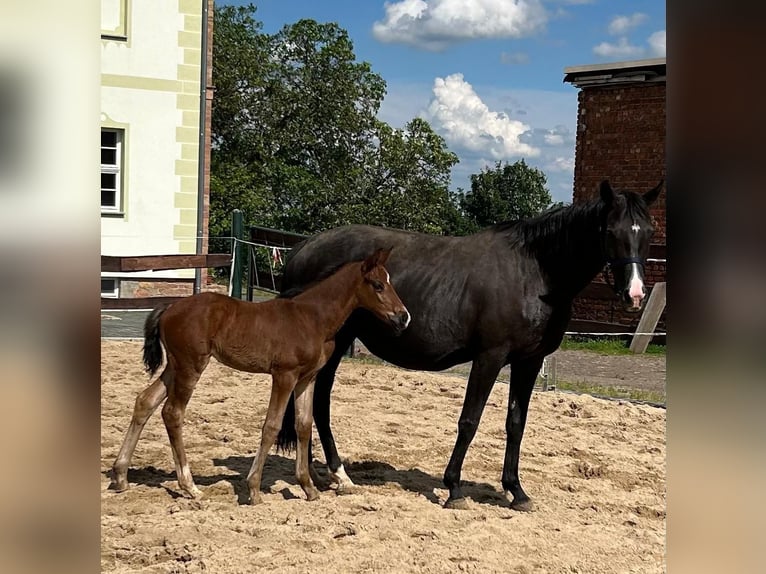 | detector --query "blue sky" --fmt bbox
[223,1,666,203]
